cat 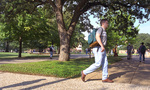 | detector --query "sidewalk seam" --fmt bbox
[129,62,140,84]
